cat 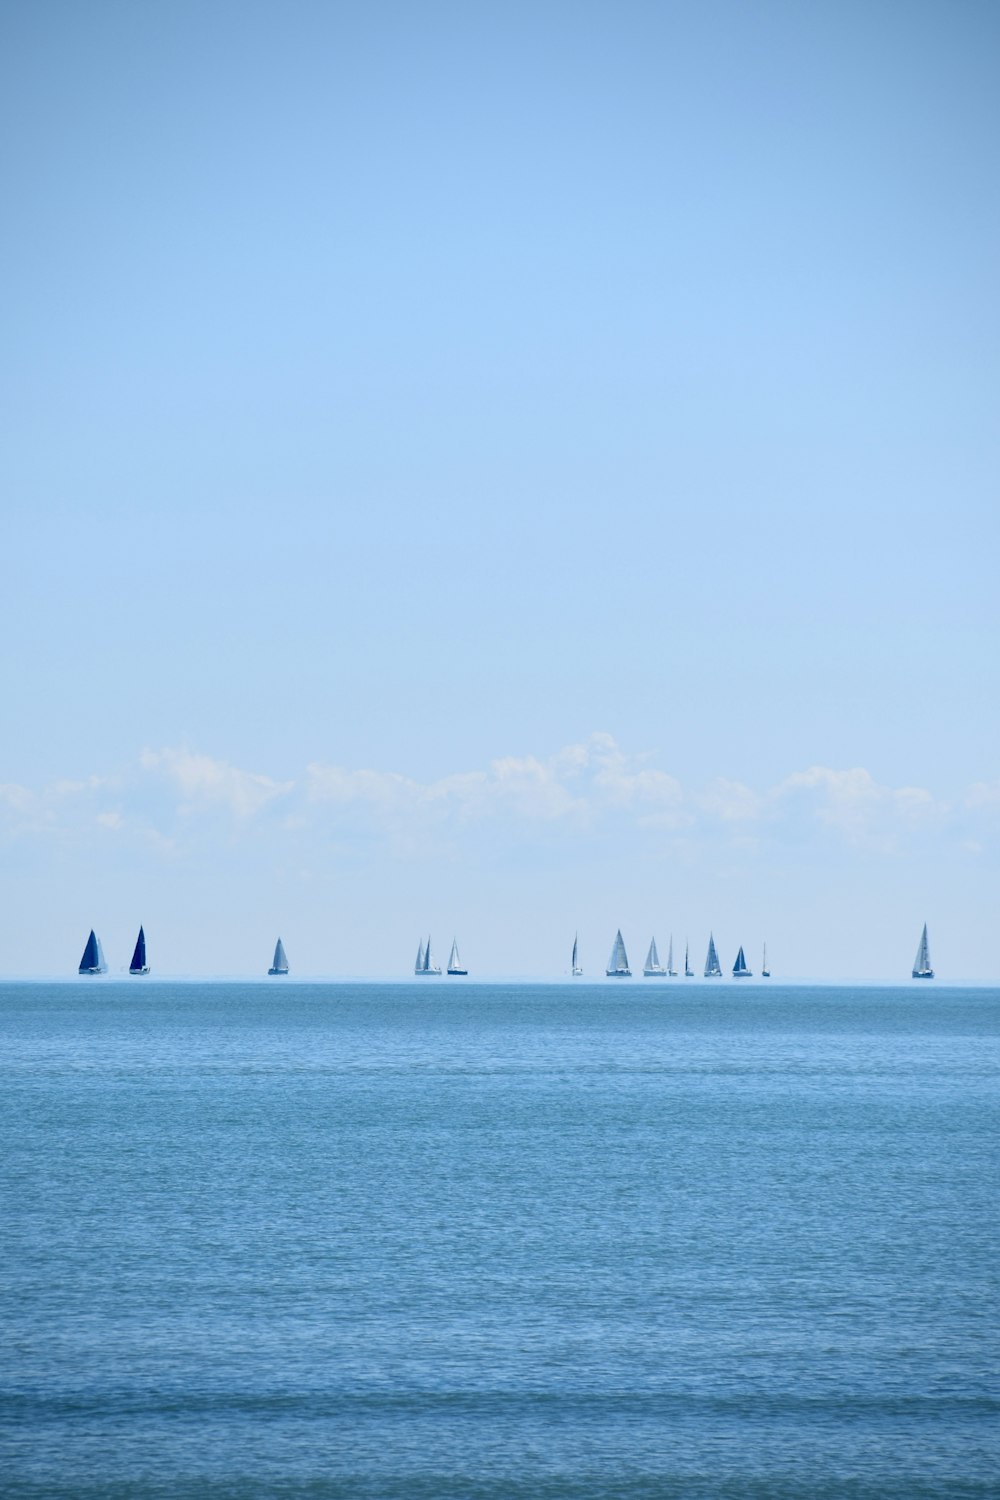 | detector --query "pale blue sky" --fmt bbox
[1,1,998,976]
